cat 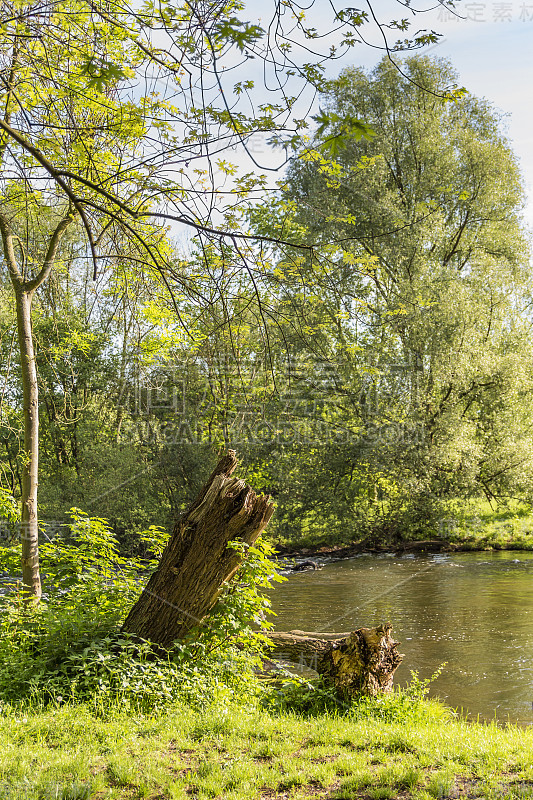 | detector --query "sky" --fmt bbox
[398,3,533,224]
[225,1,533,226]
